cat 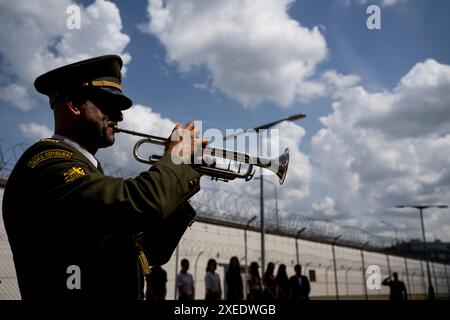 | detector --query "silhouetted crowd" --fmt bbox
[145,256,311,302]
